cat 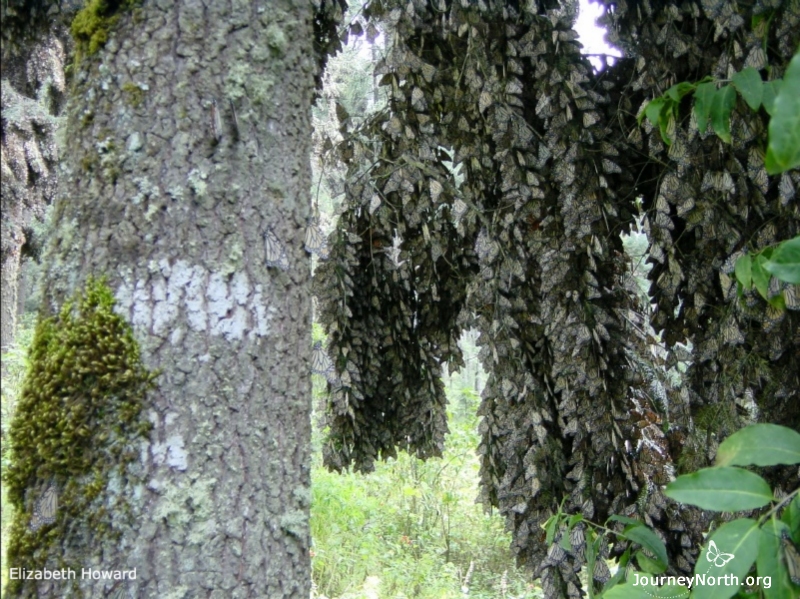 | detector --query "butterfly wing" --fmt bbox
[304,220,329,258]
[782,532,800,586]
[265,230,289,271]
[311,342,334,381]
[29,484,58,531]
